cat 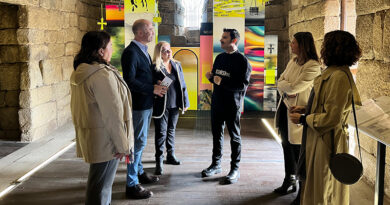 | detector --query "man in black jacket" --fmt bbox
[202,28,252,184]
[121,19,166,199]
